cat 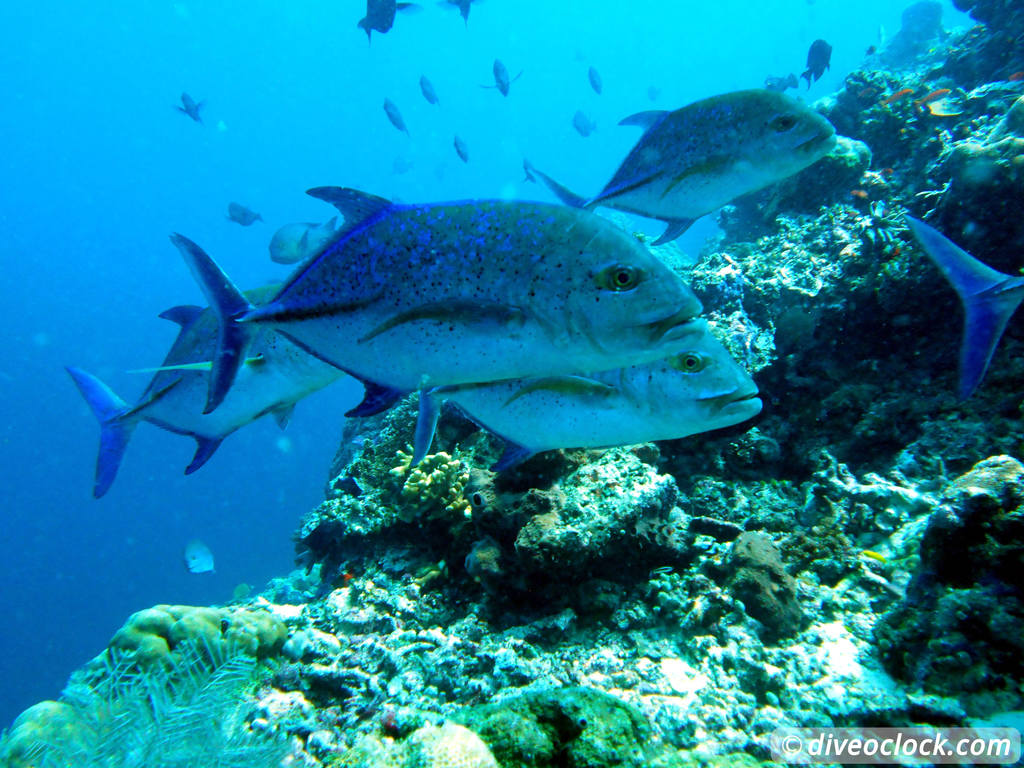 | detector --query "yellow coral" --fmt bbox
[390,448,472,522]
[108,604,287,668]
